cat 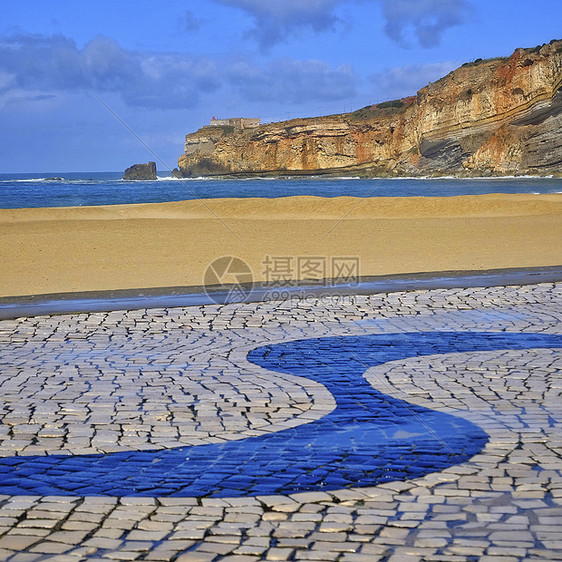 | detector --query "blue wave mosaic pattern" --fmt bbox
[1,331,560,497]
